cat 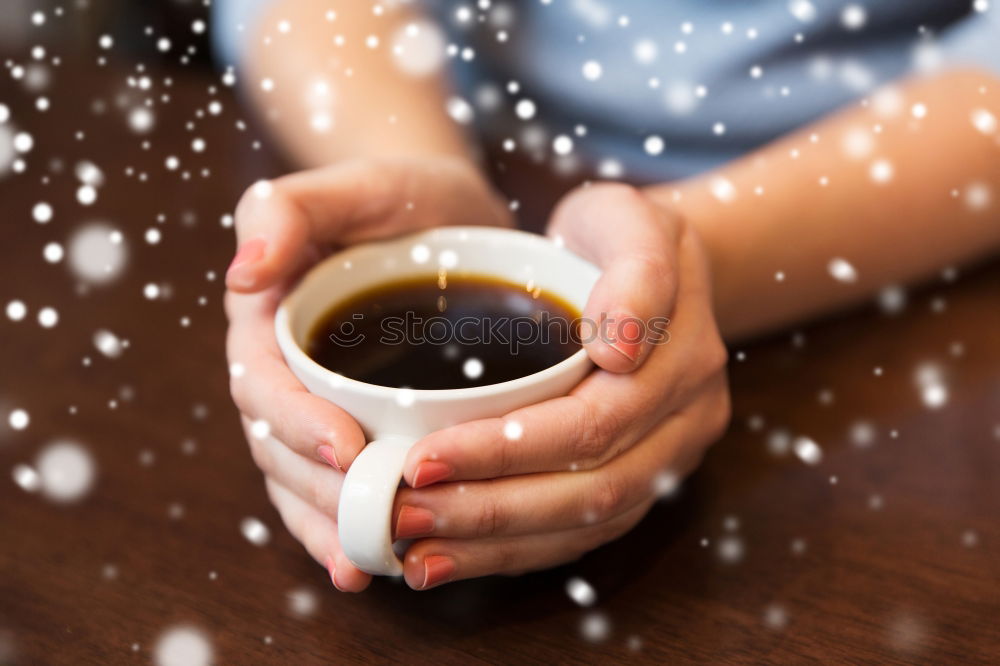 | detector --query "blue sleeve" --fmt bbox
[938,7,1000,74]
[211,0,273,66]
